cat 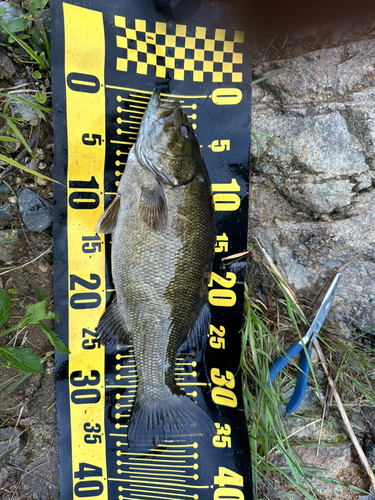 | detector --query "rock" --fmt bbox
[251,181,375,332]
[35,148,45,160]
[0,183,11,194]
[39,8,51,44]
[253,39,375,106]
[9,93,40,123]
[270,443,365,499]
[24,158,37,171]
[0,47,16,78]
[251,109,368,213]
[0,229,25,263]
[0,1,24,24]
[0,421,59,499]
[20,423,59,498]
[0,202,13,221]
[12,77,28,87]
[37,176,48,186]
[0,427,27,468]
[280,390,347,444]
[17,188,53,233]
[265,391,366,499]
[250,36,375,334]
